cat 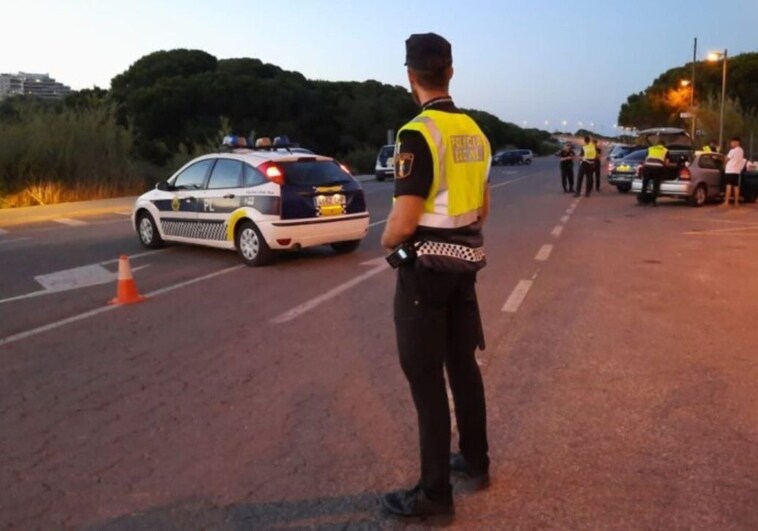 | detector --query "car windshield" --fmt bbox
[610,145,632,157]
[380,146,394,157]
[622,150,647,162]
[280,160,354,186]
